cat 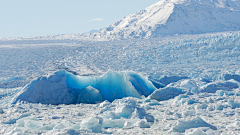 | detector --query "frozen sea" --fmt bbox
[0,31,240,134]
